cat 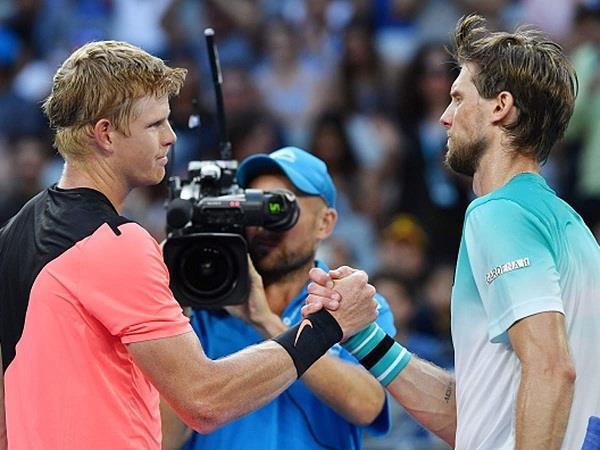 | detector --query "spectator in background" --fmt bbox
[0,135,49,225]
[0,27,46,138]
[396,41,470,260]
[0,3,597,447]
[222,65,264,121]
[309,111,359,195]
[221,65,283,161]
[111,0,174,56]
[412,262,455,370]
[228,111,282,161]
[371,0,461,70]
[564,3,600,241]
[377,214,428,284]
[371,272,451,370]
[195,0,260,69]
[331,19,398,168]
[253,20,329,147]
[122,182,171,242]
[330,19,404,228]
[310,110,379,272]
[296,0,346,75]
[371,0,425,68]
